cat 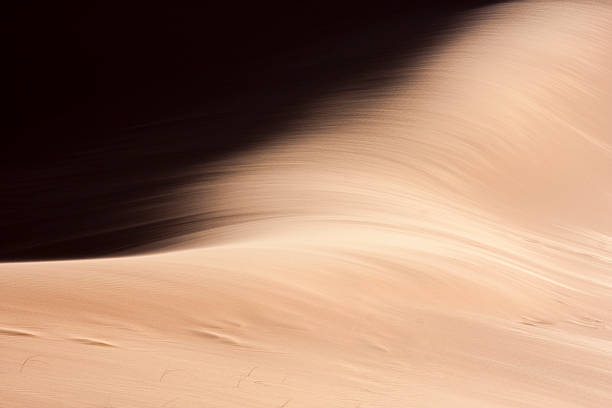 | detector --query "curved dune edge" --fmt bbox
[2,1,612,407]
